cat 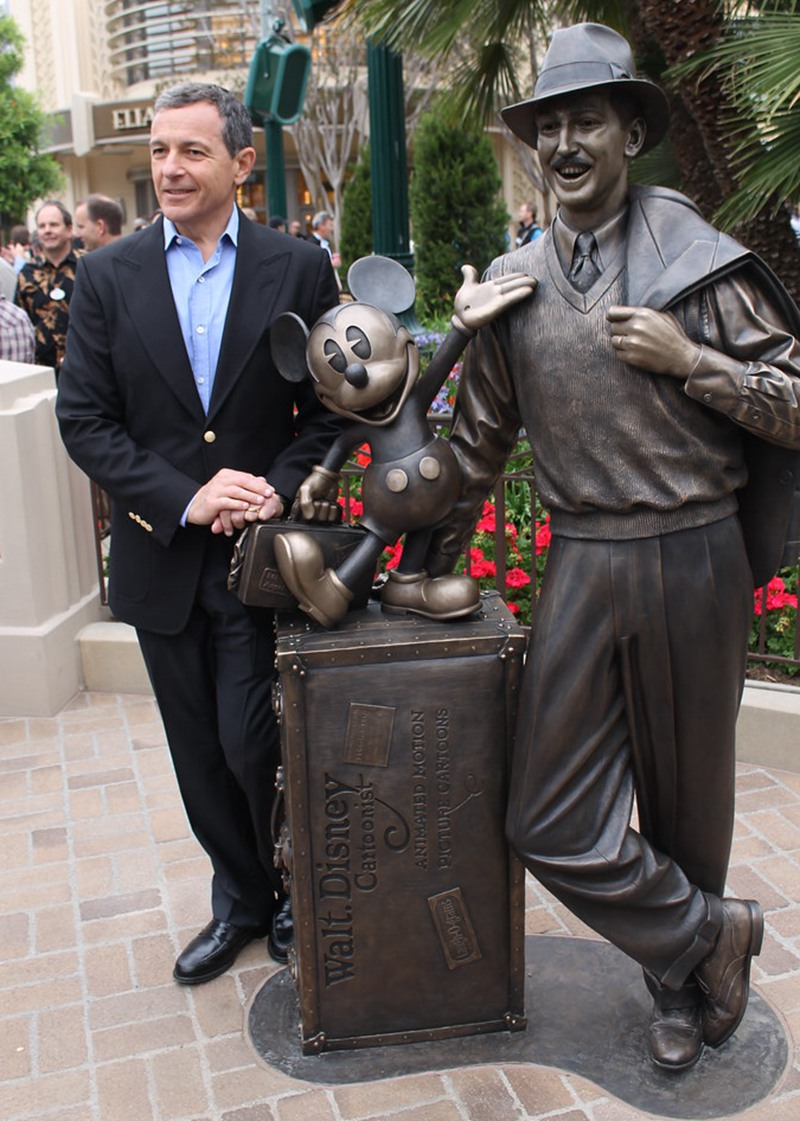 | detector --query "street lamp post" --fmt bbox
[367,40,413,271]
